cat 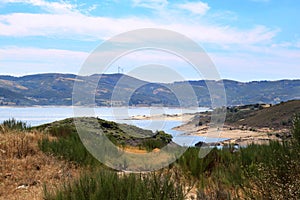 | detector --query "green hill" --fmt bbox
[0,73,299,107]
[36,117,172,150]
